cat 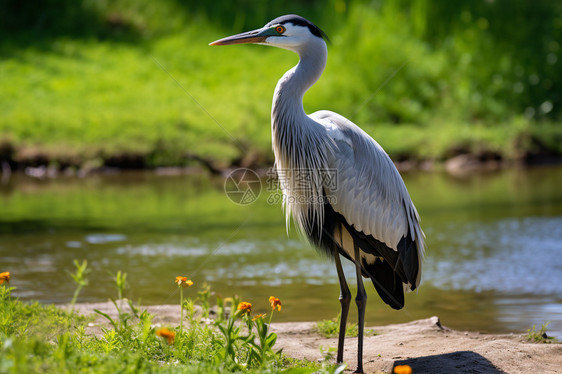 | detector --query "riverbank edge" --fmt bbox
[1,151,561,181]
[1,129,562,179]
